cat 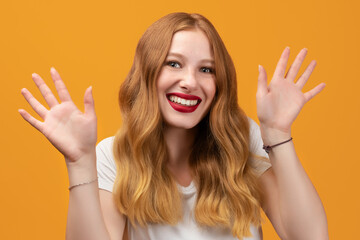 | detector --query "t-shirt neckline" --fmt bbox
[177,181,196,196]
